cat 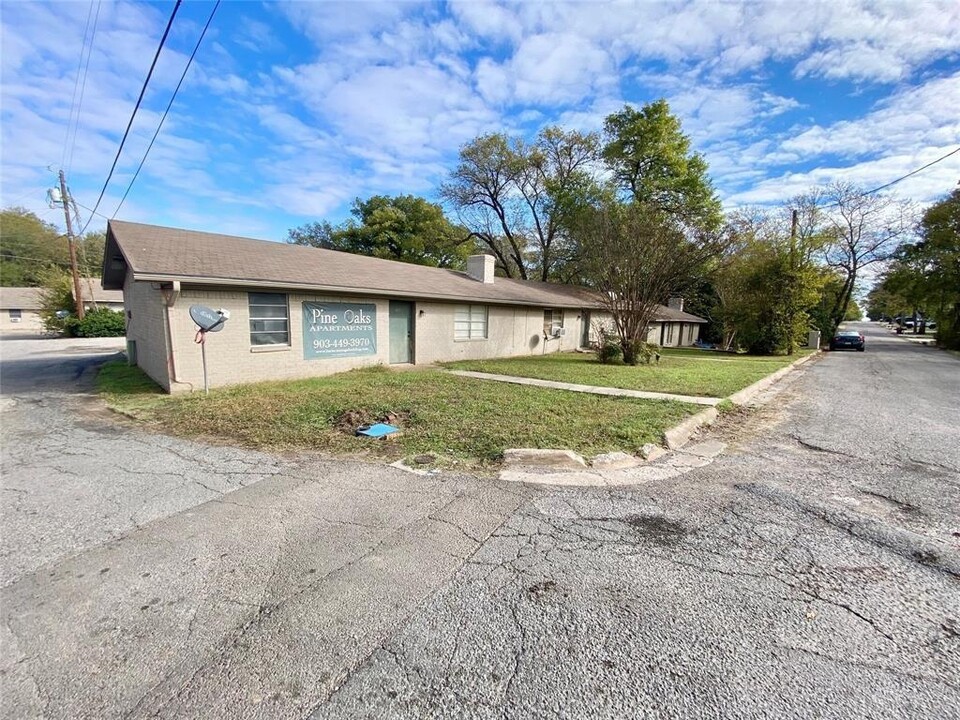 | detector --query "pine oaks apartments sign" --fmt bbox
[302,301,377,359]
